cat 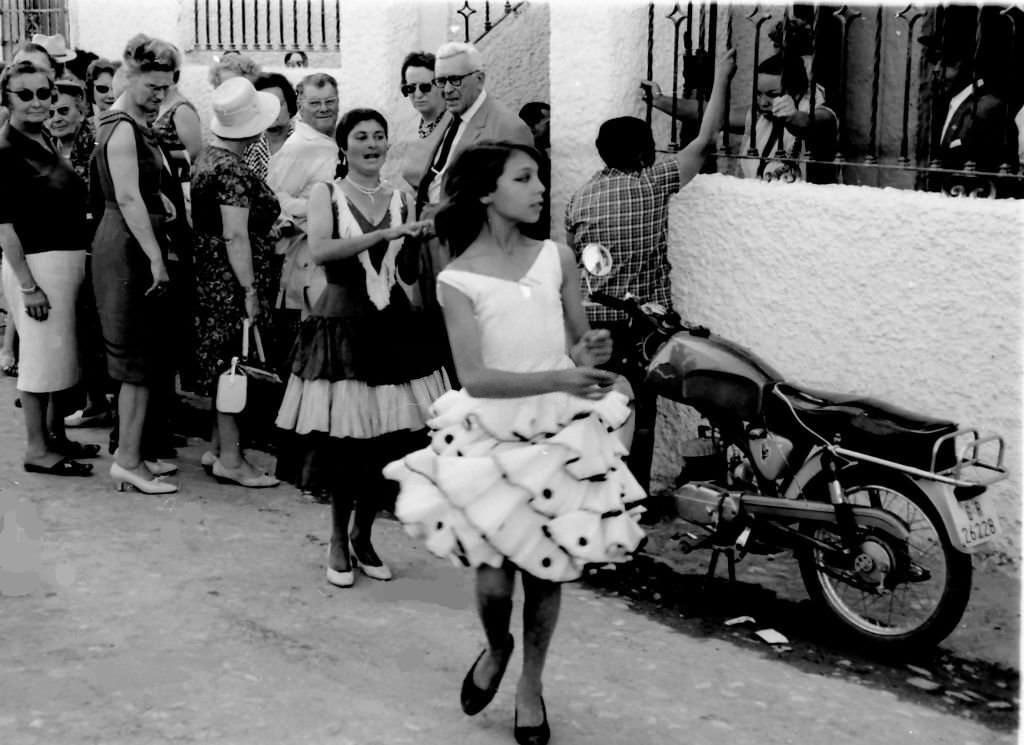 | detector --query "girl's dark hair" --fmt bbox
[434,140,542,258]
[334,108,389,178]
[254,72,298,117]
